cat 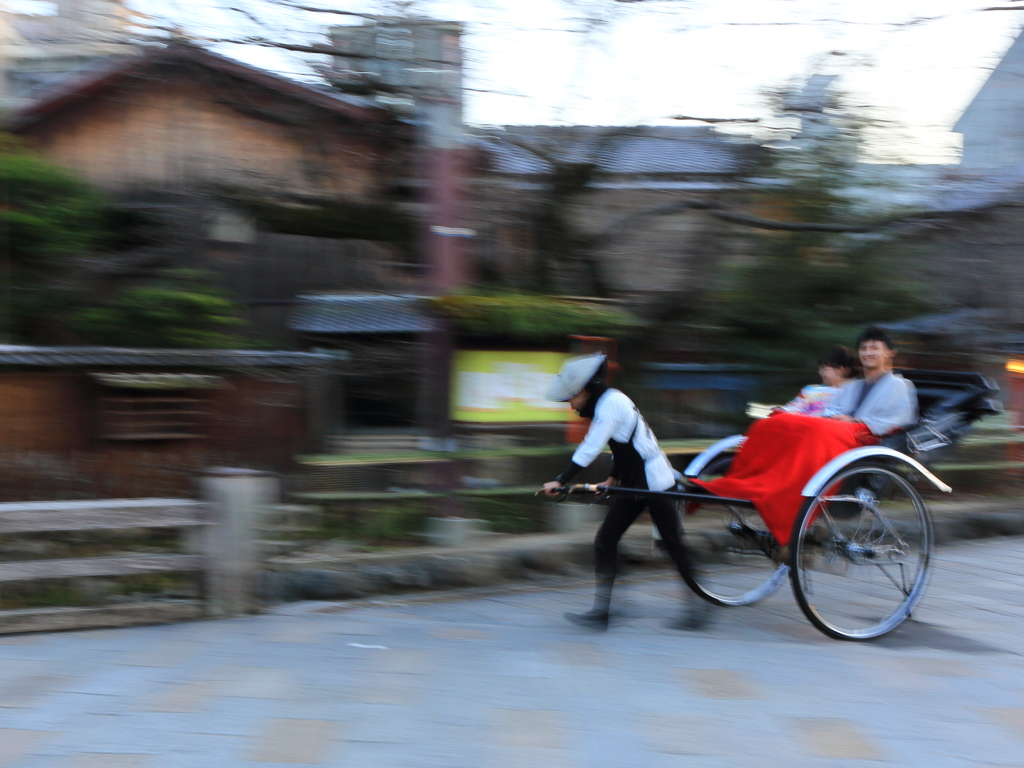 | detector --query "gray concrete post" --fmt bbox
[200,468,279,616]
